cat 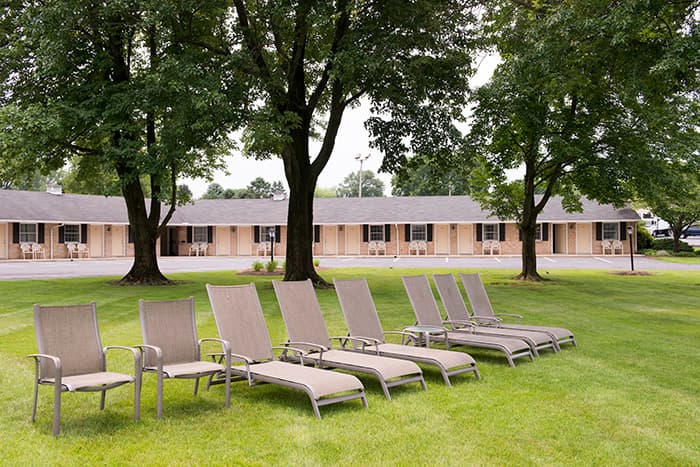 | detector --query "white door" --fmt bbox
[458,225,474,255]
[89,225,103,257]
[576,223,592,255]
[435,224,450,255]
[0,223,6,258]
[238,226,252,256]
[323,226,337,255]
[111,225,125,256]
[346,225,360,255]
[216,226,230,256]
